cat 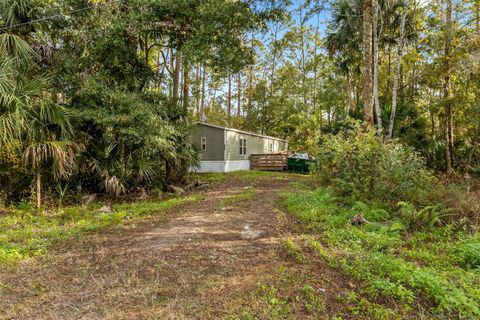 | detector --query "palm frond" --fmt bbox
[0,53,14,94]
[23,140,81,180]
[34,102,74,136]
[102,175,126,197]
[0,107,28,145]
[0,34,37,65]
[0,0,30,27]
